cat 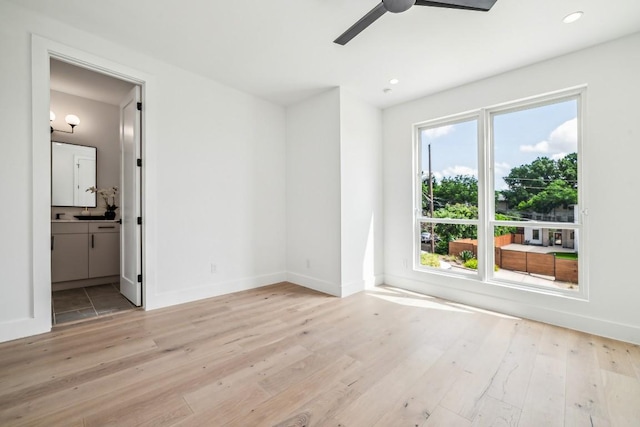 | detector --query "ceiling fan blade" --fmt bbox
[334,2,387,45]
[414,0,498,12]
